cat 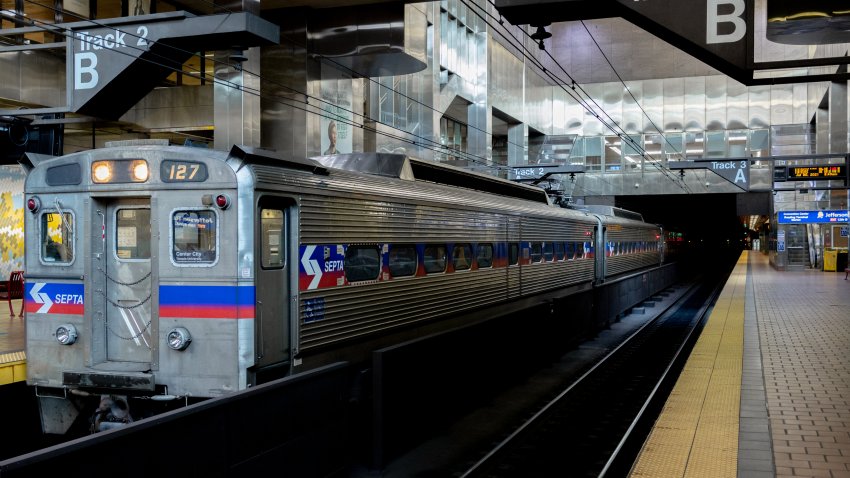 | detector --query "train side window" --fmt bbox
[452,243,473,271]
[508,243,519,265]
[41,212,74,264]
[261,209,285,269]
[530,243,543,262]
[115,208,151,260]
[566,242,575,260]
[344,245,381,282]
[389,244,417,277]
[172,210,217,264]
[477,243,494,268]
[423,244,447,273]
[554,242,564,261]
[543,242,554,261]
